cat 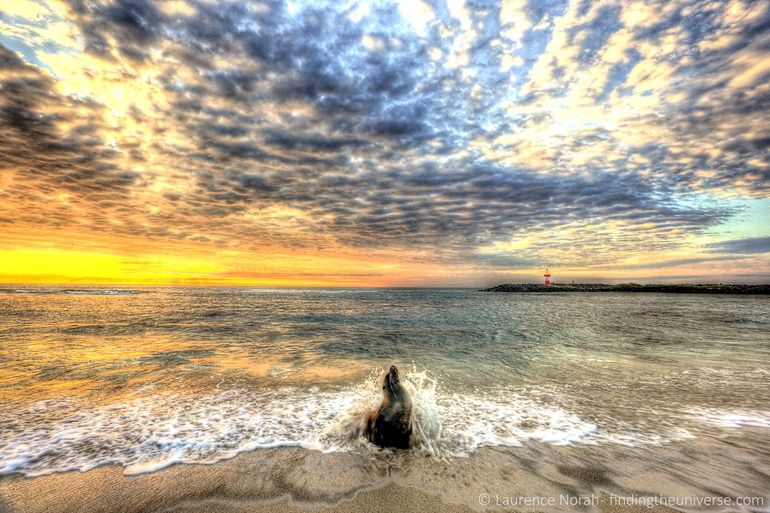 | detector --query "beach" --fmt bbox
[1,288,769,512]
[2,434,767,513]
